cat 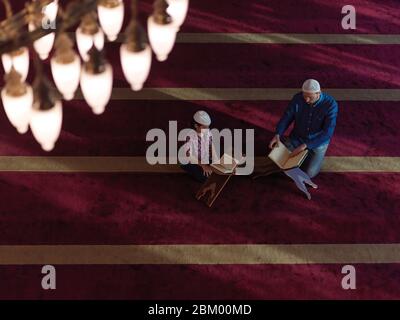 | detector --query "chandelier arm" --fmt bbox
[0,0,99,55]
[124,0,148,52]
[0,0,54,34]
[33,46,44,78]
[54,3,68,35]
[0,0,26,41]
[32,46,62,110]
[131,0,137,20]
[1,0,12,19]
[153,0,171,25]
